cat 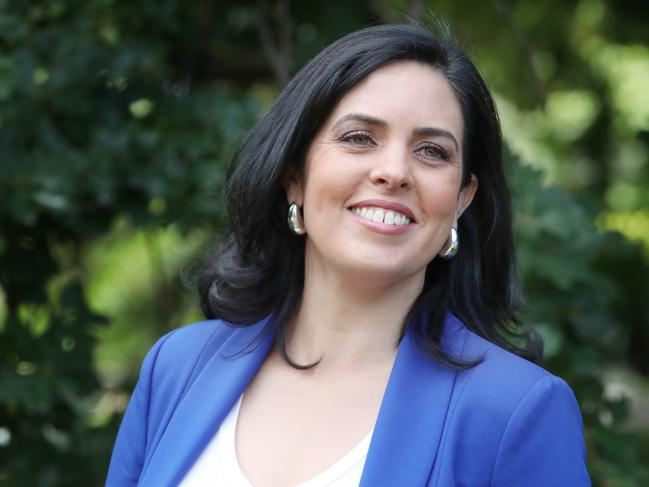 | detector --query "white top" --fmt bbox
[180,396,373,487]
